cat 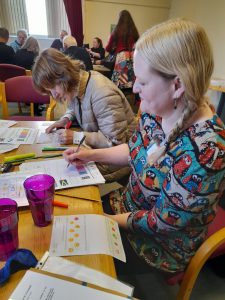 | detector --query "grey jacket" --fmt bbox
[63,70,137,148]
[62,70,137,182]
